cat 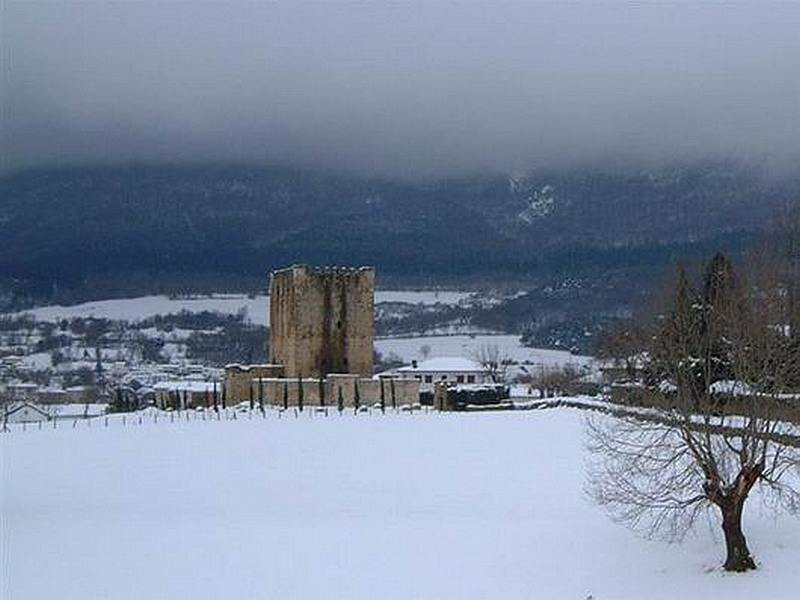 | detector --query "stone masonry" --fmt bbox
[270,265,375,378]
[223,363,285,404]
